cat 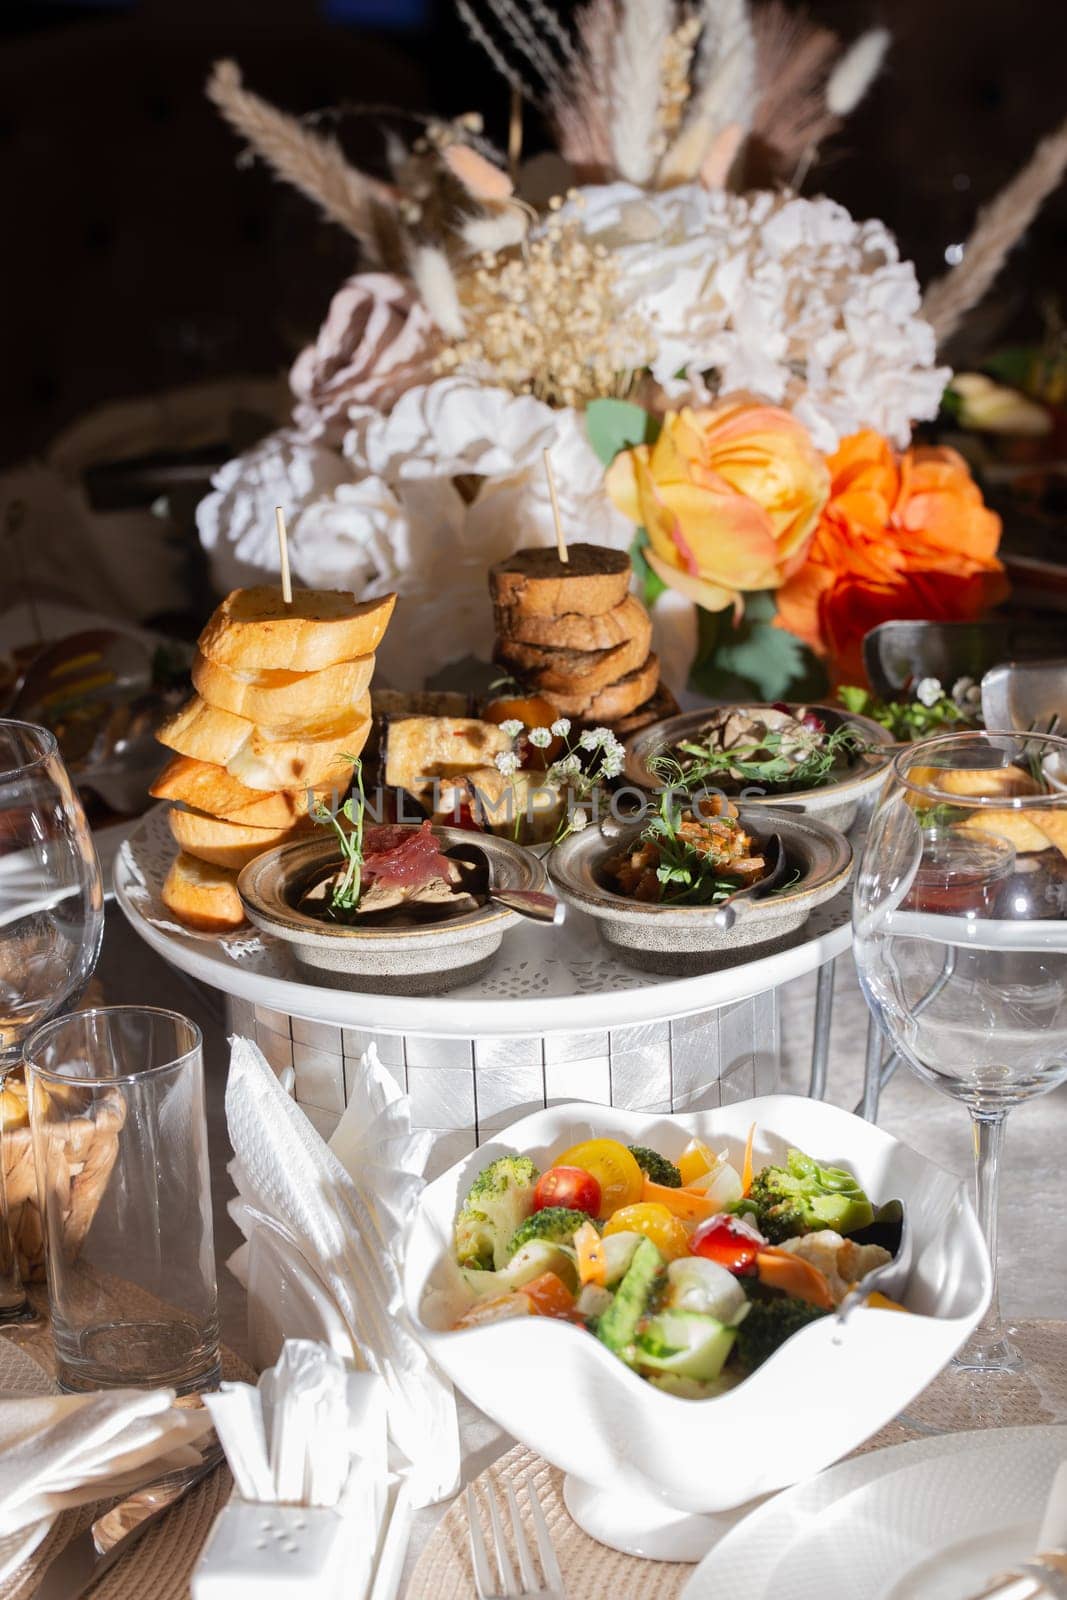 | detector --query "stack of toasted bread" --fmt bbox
[152,586,395,932]
[490,545,674,732]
